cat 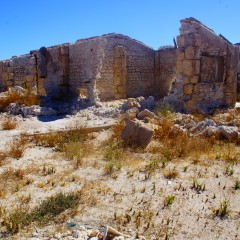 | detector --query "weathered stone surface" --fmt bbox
[121,119,154,148]
[183,84,193,95]
[0,18,239,114]
[137,109,156,120]
[166,17,240,113]
[218,126,239,141]
[124,107,139,120]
